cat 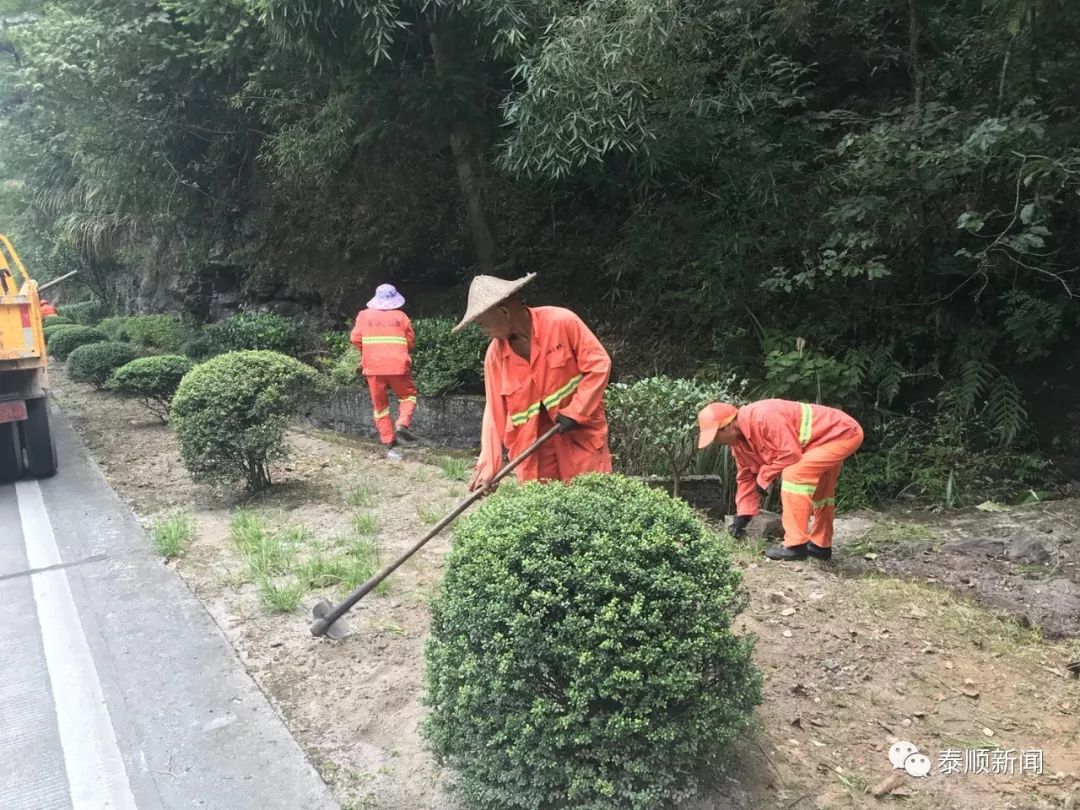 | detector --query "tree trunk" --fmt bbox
[427,15,499,274]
